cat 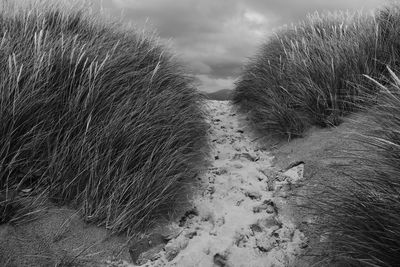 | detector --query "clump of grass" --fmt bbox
[312,70,400,266]
[233,10,381,138]
[234,4,400,266]
[0,0,209,234]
